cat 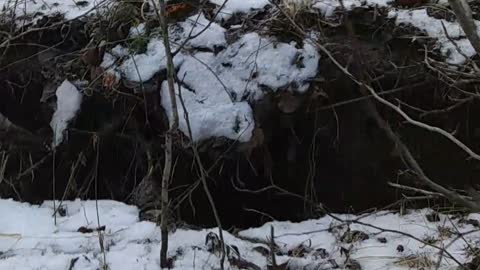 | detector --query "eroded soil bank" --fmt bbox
[1,0,480,228]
